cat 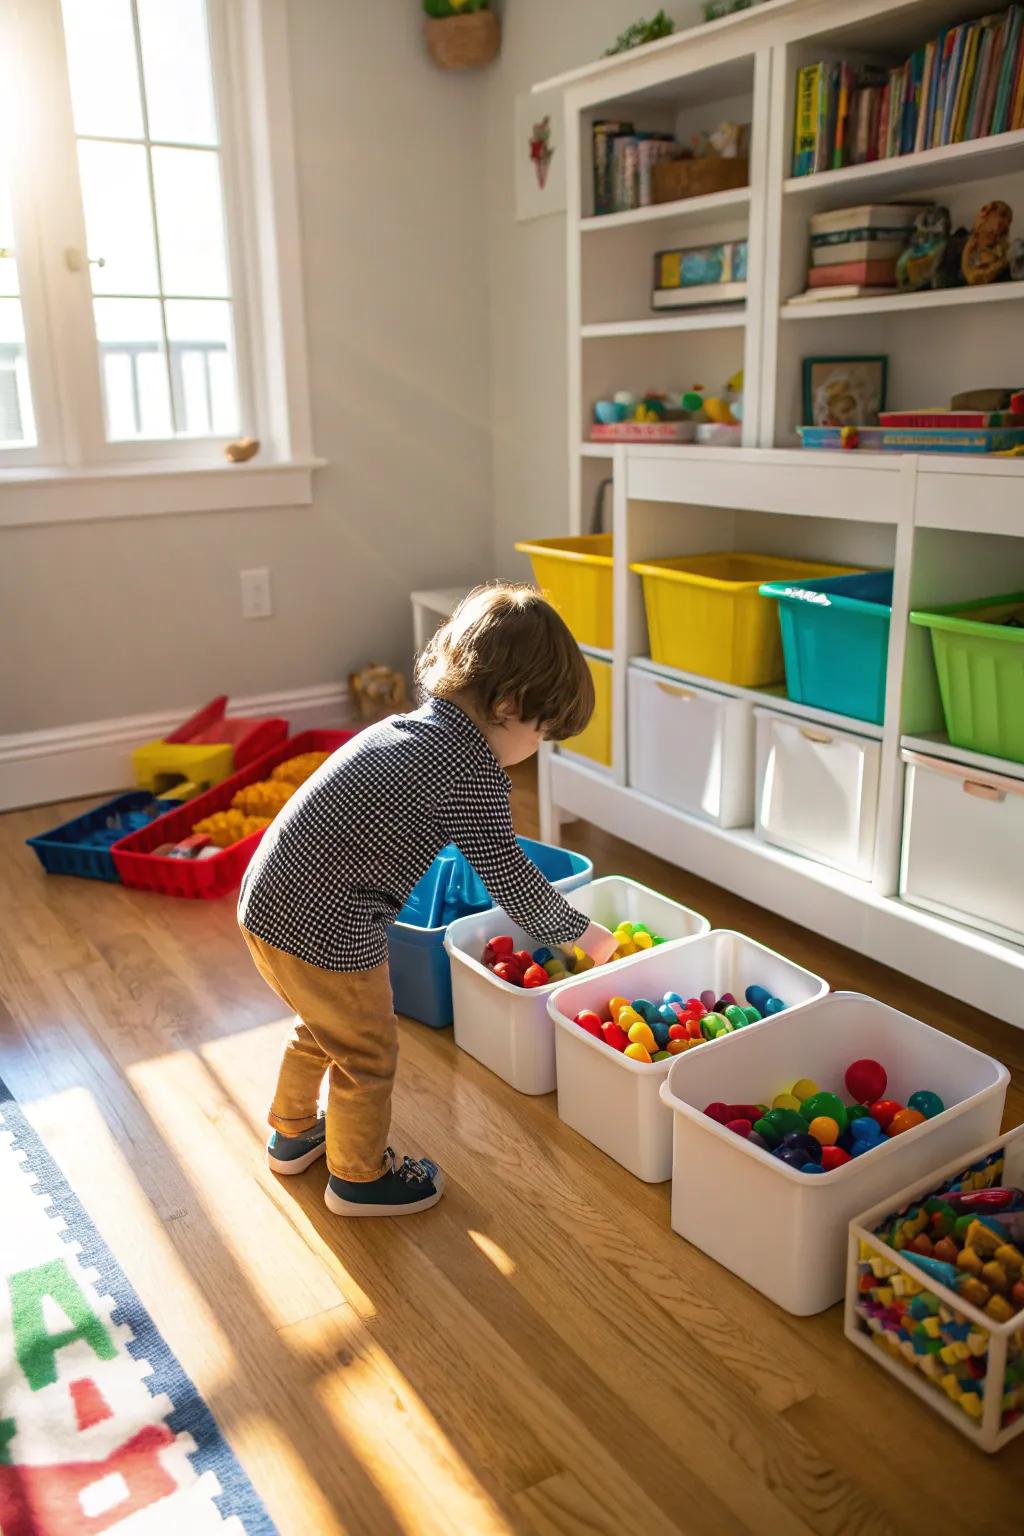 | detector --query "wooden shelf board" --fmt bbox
[781,282,1024,323]
[783,129,1024,202]
[901,733,1024,785]
[630,655,886,739]
[579,186,750,234]
[582,310,747,337]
